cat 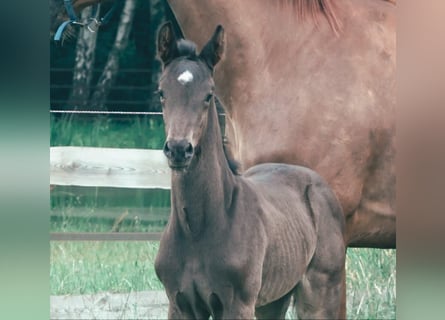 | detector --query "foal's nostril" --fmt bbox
[163,141,172,158]
[184,143,194,159]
